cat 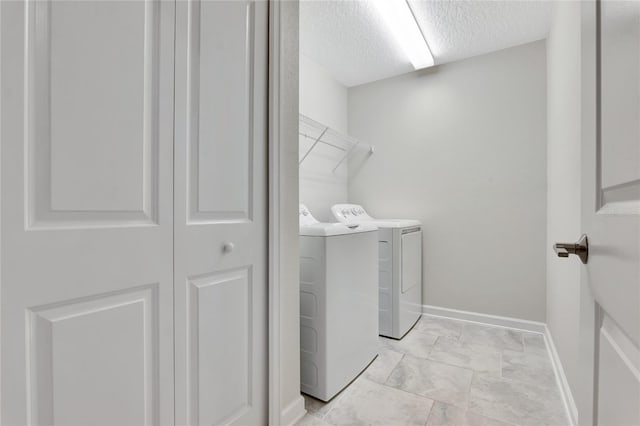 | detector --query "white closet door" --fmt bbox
[0,1,175,425]
[173,1,268,425]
